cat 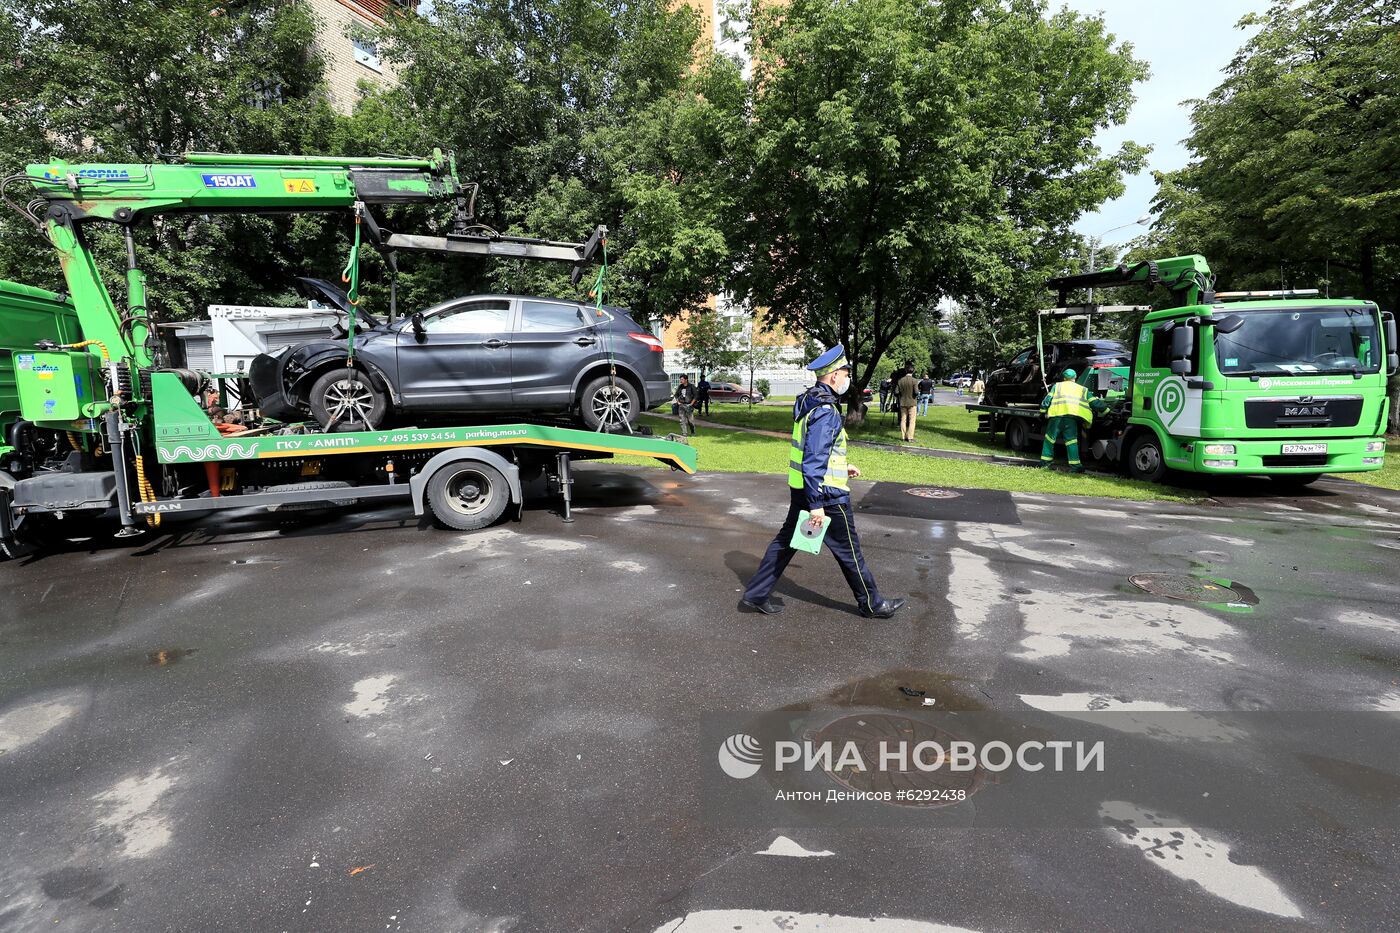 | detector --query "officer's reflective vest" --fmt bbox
[1047,379,1094,422]
[788,405,850,492]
